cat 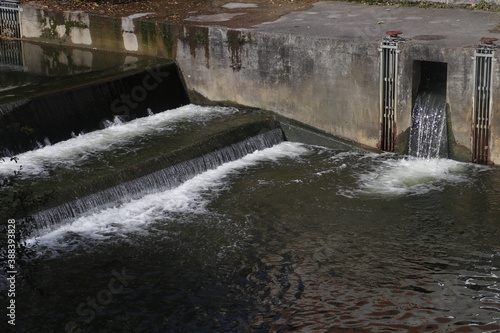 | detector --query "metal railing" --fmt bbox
[472,44,496,164]
[378,34,402,152]
[0,0,21,39]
